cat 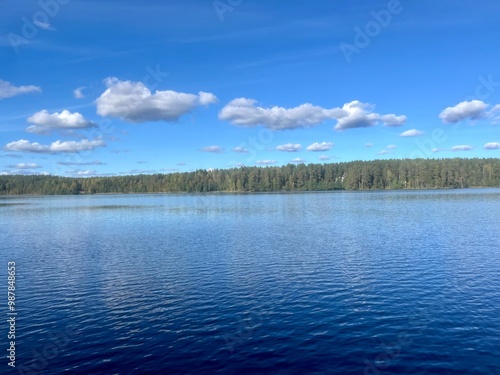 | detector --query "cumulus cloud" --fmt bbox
[439,100,488,123]
[400,129,424,137]
[276,143,301,152]
[334,101,406,130]
[26,110,97,134]
[256,160,276,165]
[6,163,42,169]
[306,142,334,151]
[219,98,406,131]
[451,145,473,151]
[365,143,373,148]
[96,77,217,122]
[201,145,223,153]
[0,80,41,99]
[484,142,500,150]
[377,150,389,155]
[318,155,330,161]
[219,98,346,130]
[291,158,306,163]
[4,139,106,154]
[232,146,249,153]
[386,144,397,149]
